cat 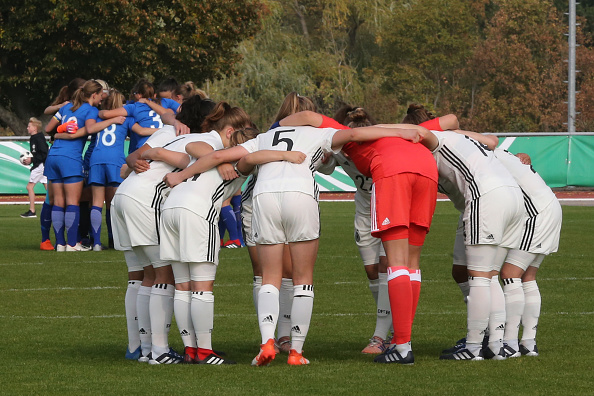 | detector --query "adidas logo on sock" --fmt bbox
[495,324,505,331]
[533,325,538,330]
[382,218,391,226]
[283,314,291,319]
[180,330,190,336]
[291,325,302,334]
[139,328,147,335]
[262,315,274,323]
[486,234,495,240]
[377,309,390,315]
